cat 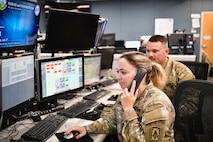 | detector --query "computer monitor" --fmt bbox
[96,46,115,70]
[84,54,101,86]
[0,0,40,53]
[43,8,99,53]
[167,33,194,54]
[99,33,115,46]
[94,17,108,48]
[0,53,35,129]
[35,54,84,110]
[125,40,140,49]
[1,53,35,111]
